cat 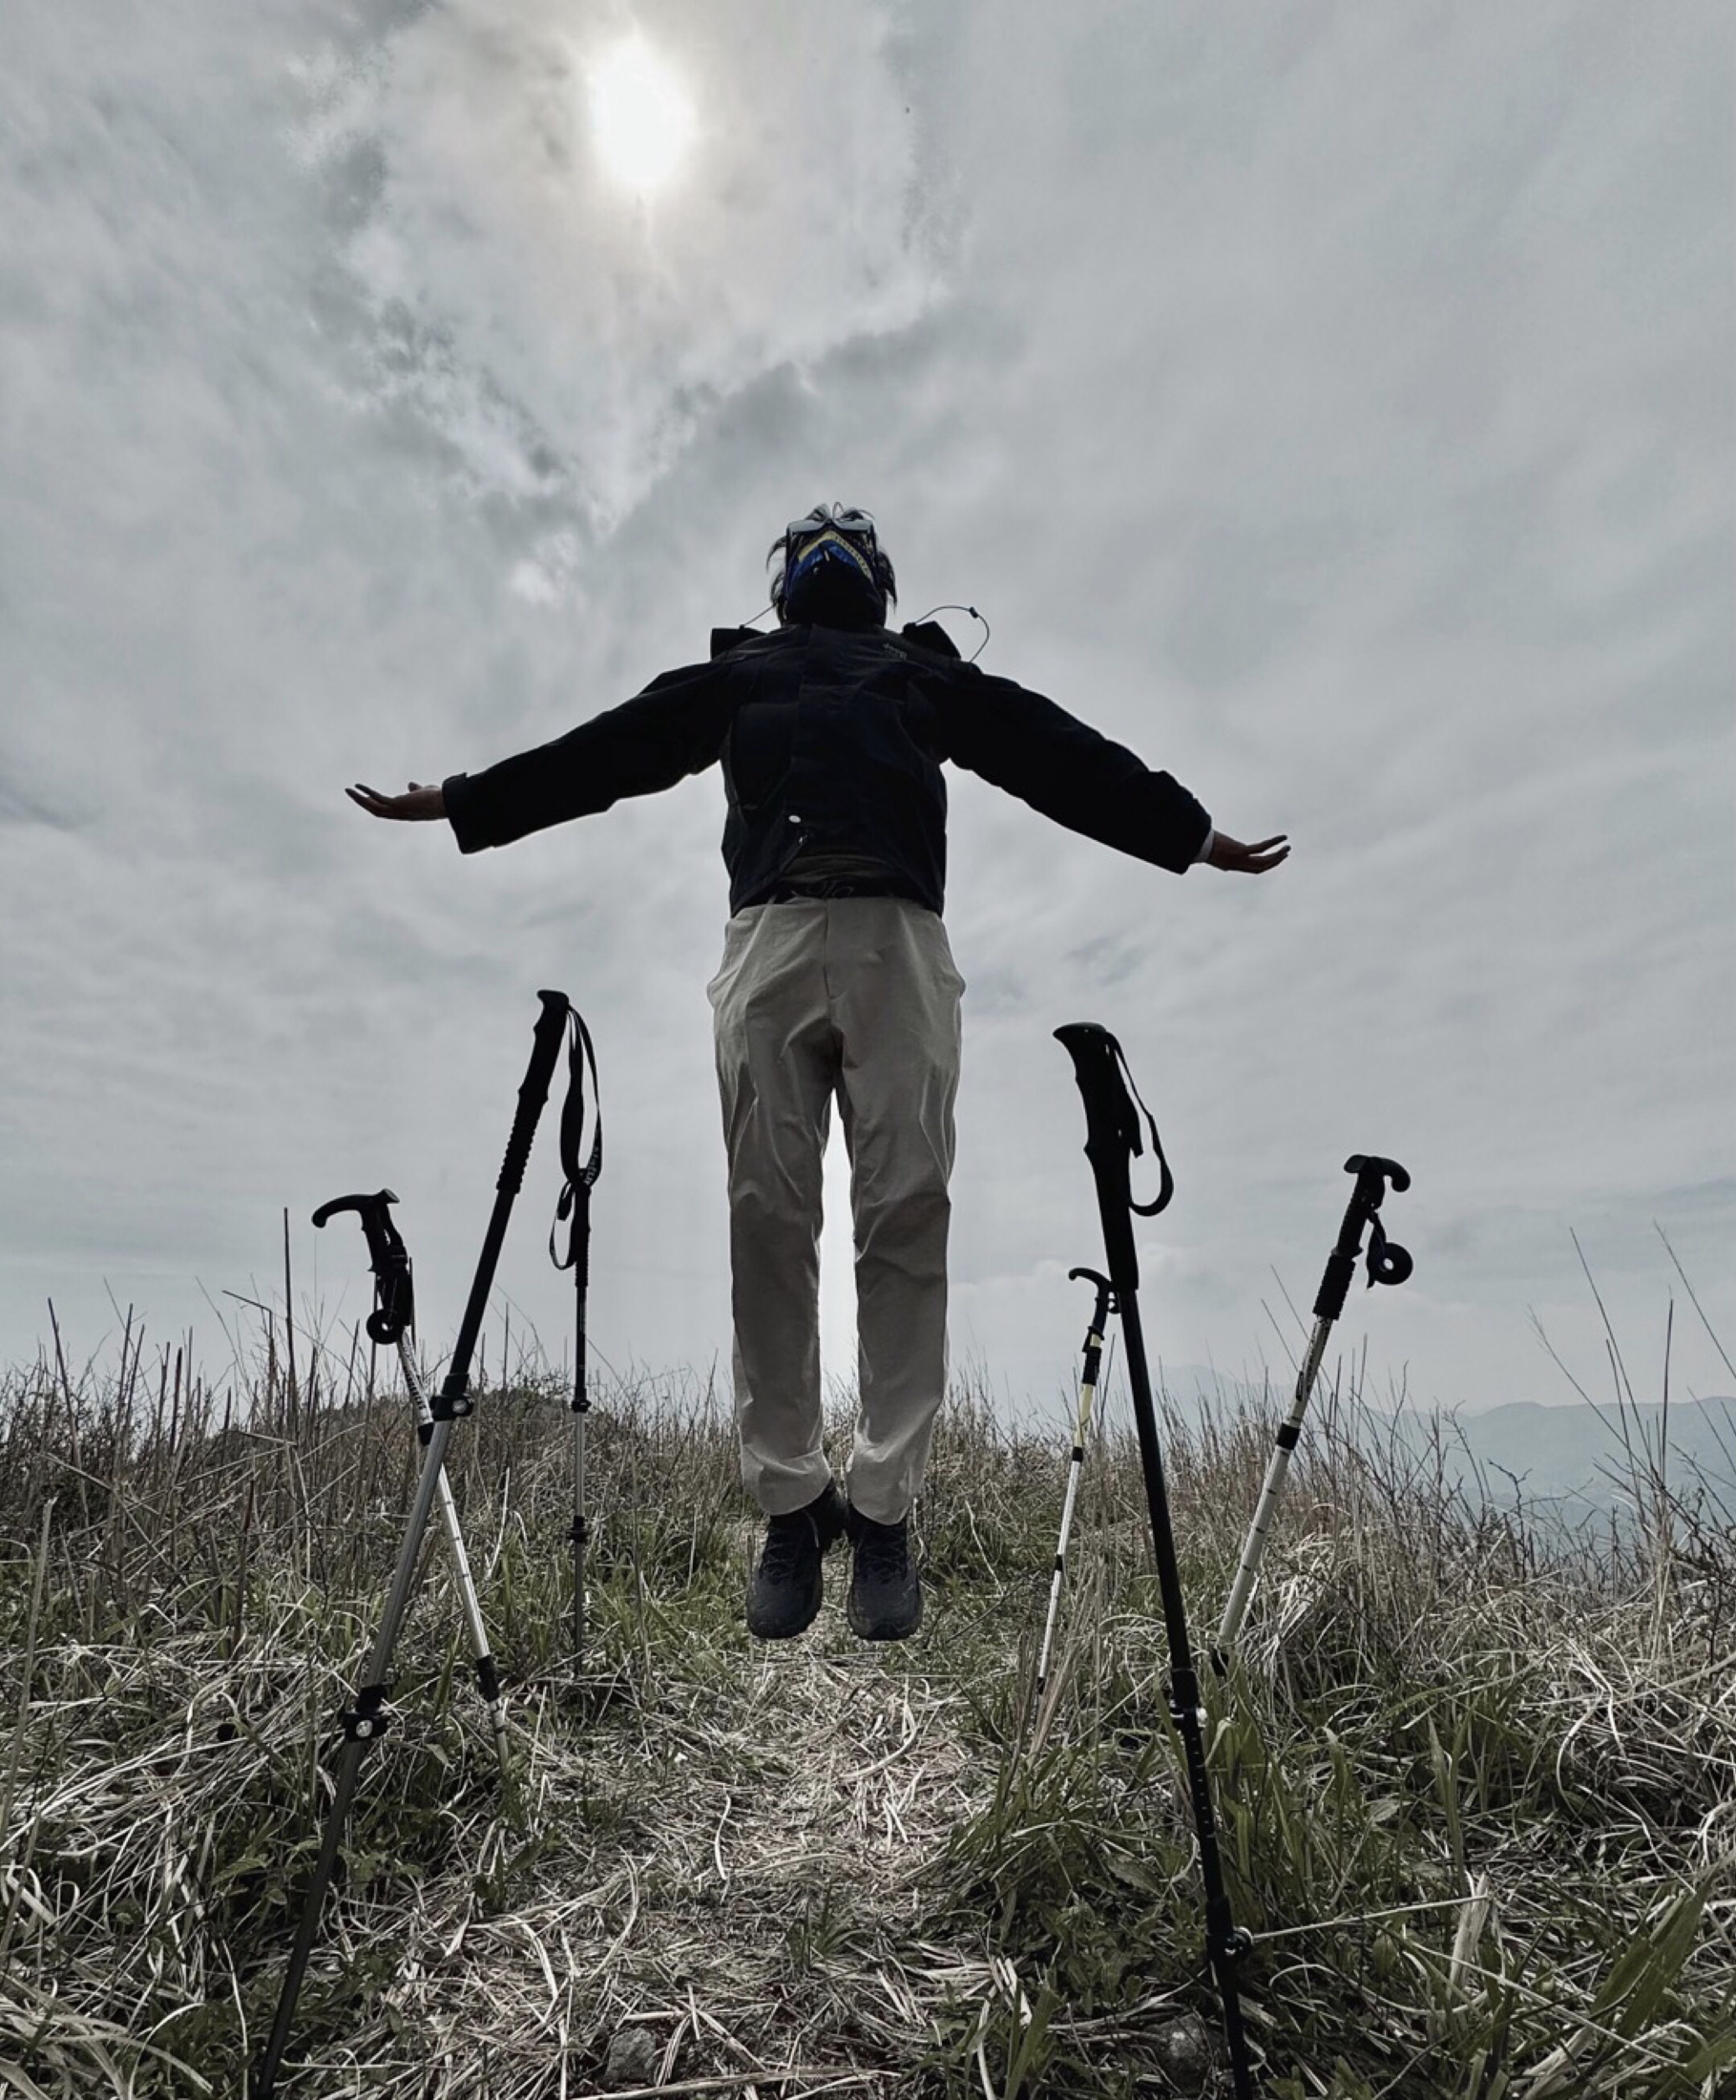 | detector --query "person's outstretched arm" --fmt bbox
[932,660,1289,878]
[345,655,734,850]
